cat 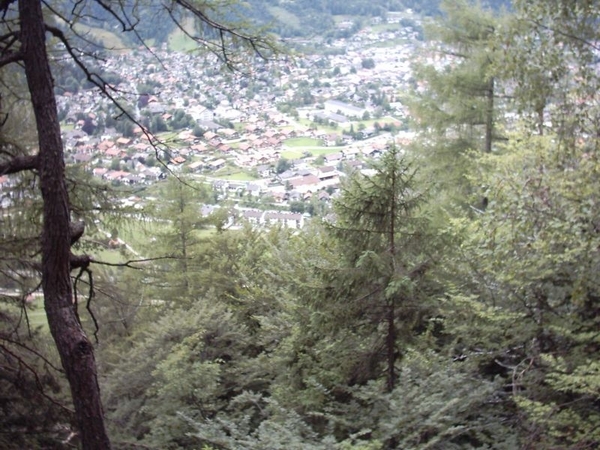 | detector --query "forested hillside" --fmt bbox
[2,0,600,449]
[77,0,410,40]
[75,0,510,41]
